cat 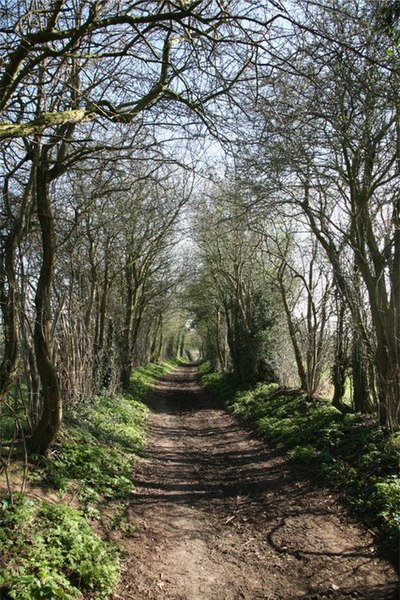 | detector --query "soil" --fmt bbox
[113,365,399,600]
